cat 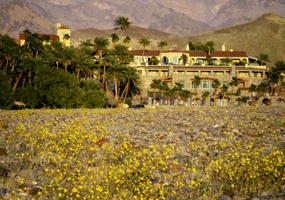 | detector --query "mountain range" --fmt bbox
[1,0,285,38]
[167,13,285,68]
